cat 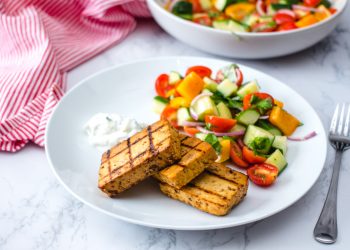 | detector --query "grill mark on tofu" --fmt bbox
[127,138,134,169]
[101,124,166,164]
[147,125,156,157]
[187,183,230,201]
[181,142,208,154]
[107,150,111,181]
